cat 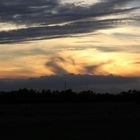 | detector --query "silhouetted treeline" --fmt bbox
[0,89,140,104]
